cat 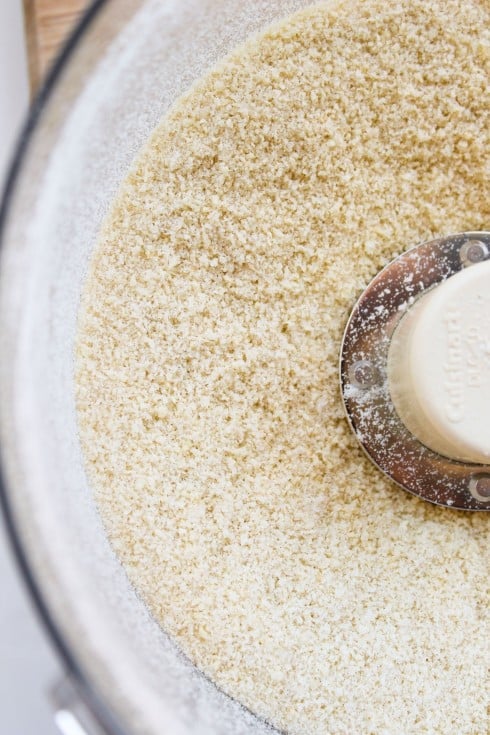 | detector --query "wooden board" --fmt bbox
[23,0,89,94]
